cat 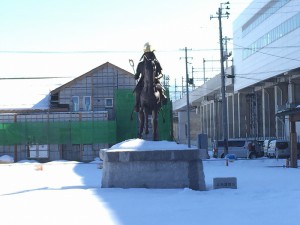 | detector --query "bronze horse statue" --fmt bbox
[137,56,162,141]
